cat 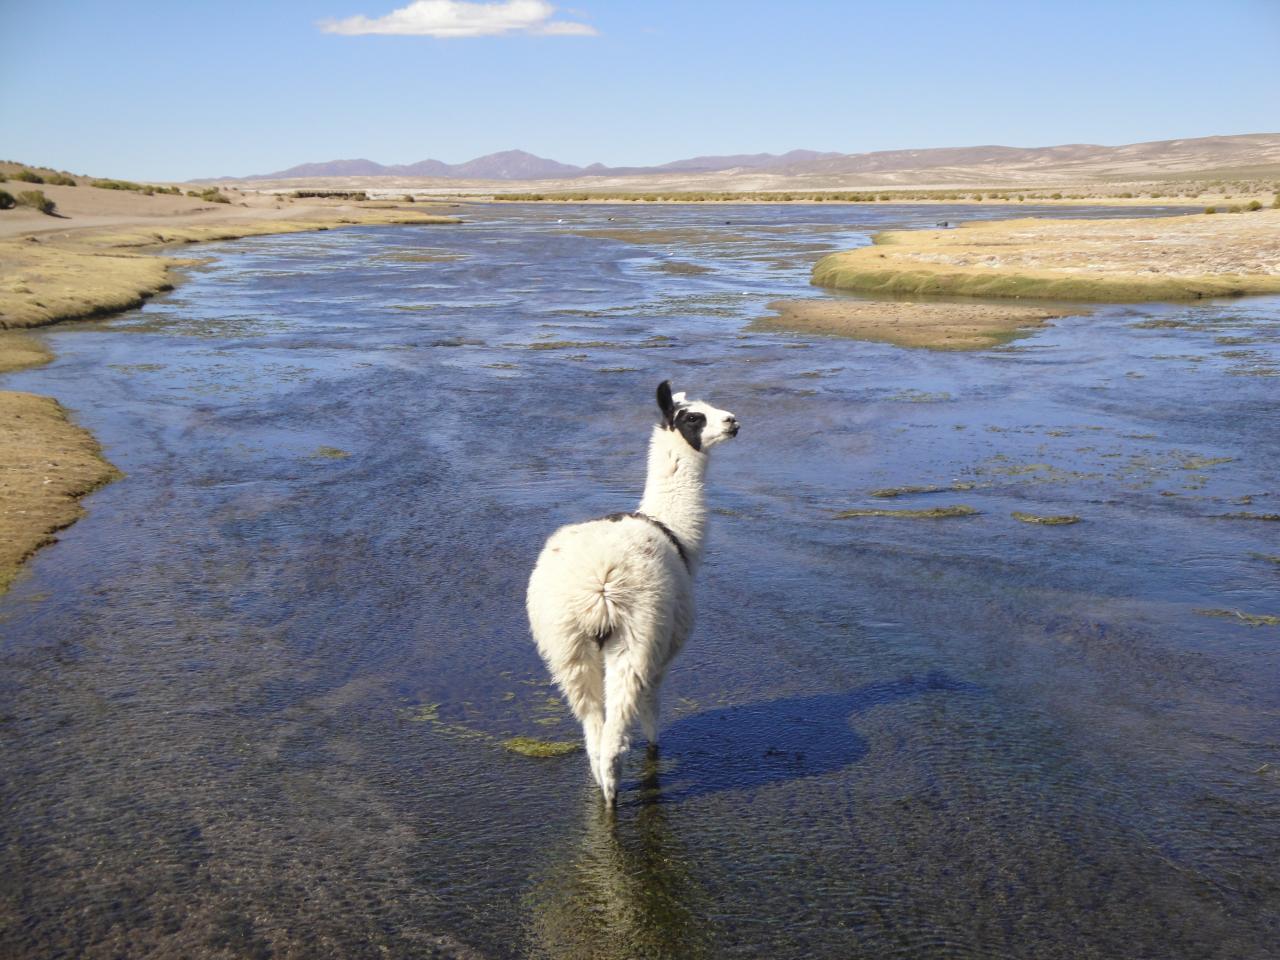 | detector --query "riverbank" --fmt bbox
[757,298,1085,350]
[0,190,461,593]
[811,209,1280,302]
